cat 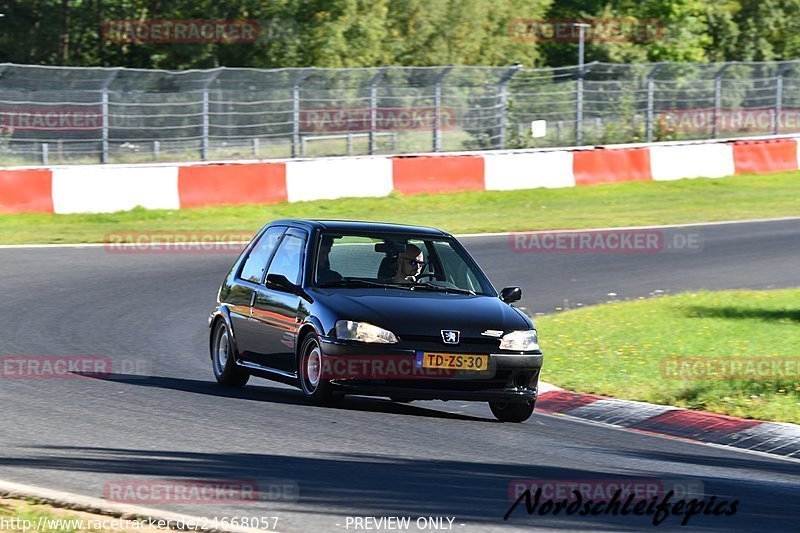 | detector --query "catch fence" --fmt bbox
[1,61,799,165]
